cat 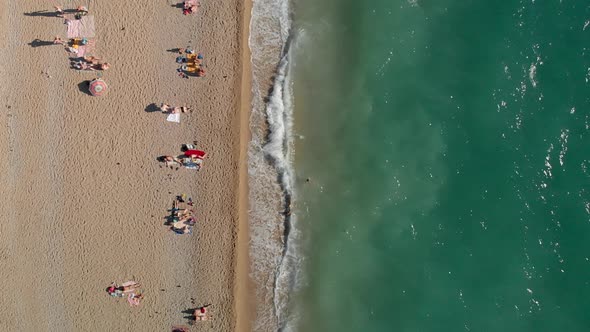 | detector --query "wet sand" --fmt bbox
[0,0,249,330]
